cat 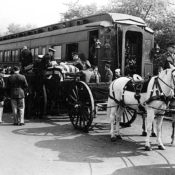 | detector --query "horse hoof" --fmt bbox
[151,133,157,137]
[111,137,116,142]
[158,145,166,150]
[142,131,147,136]
[145,146,152,151]
[116,135,122,140]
